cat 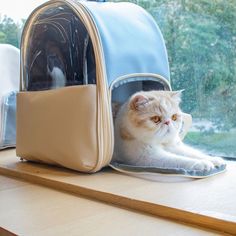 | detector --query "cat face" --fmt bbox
[126,90,182,143]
